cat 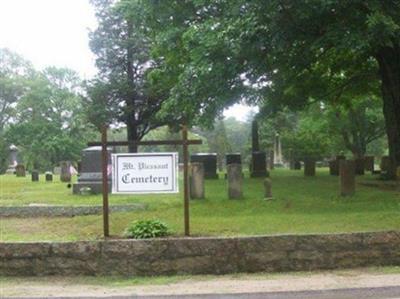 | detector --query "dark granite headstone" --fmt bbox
[226,153,241,165]
[294,161,301,170]
[73,146,112,194]
[15,164,26,177]
[250,151,268,178]
[31,170,39,182]
[45,172,53,182]
[304,158,316,176]
[190,153,218,179]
